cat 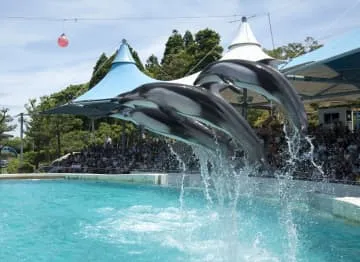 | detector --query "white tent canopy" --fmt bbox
[170,17,278,85]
